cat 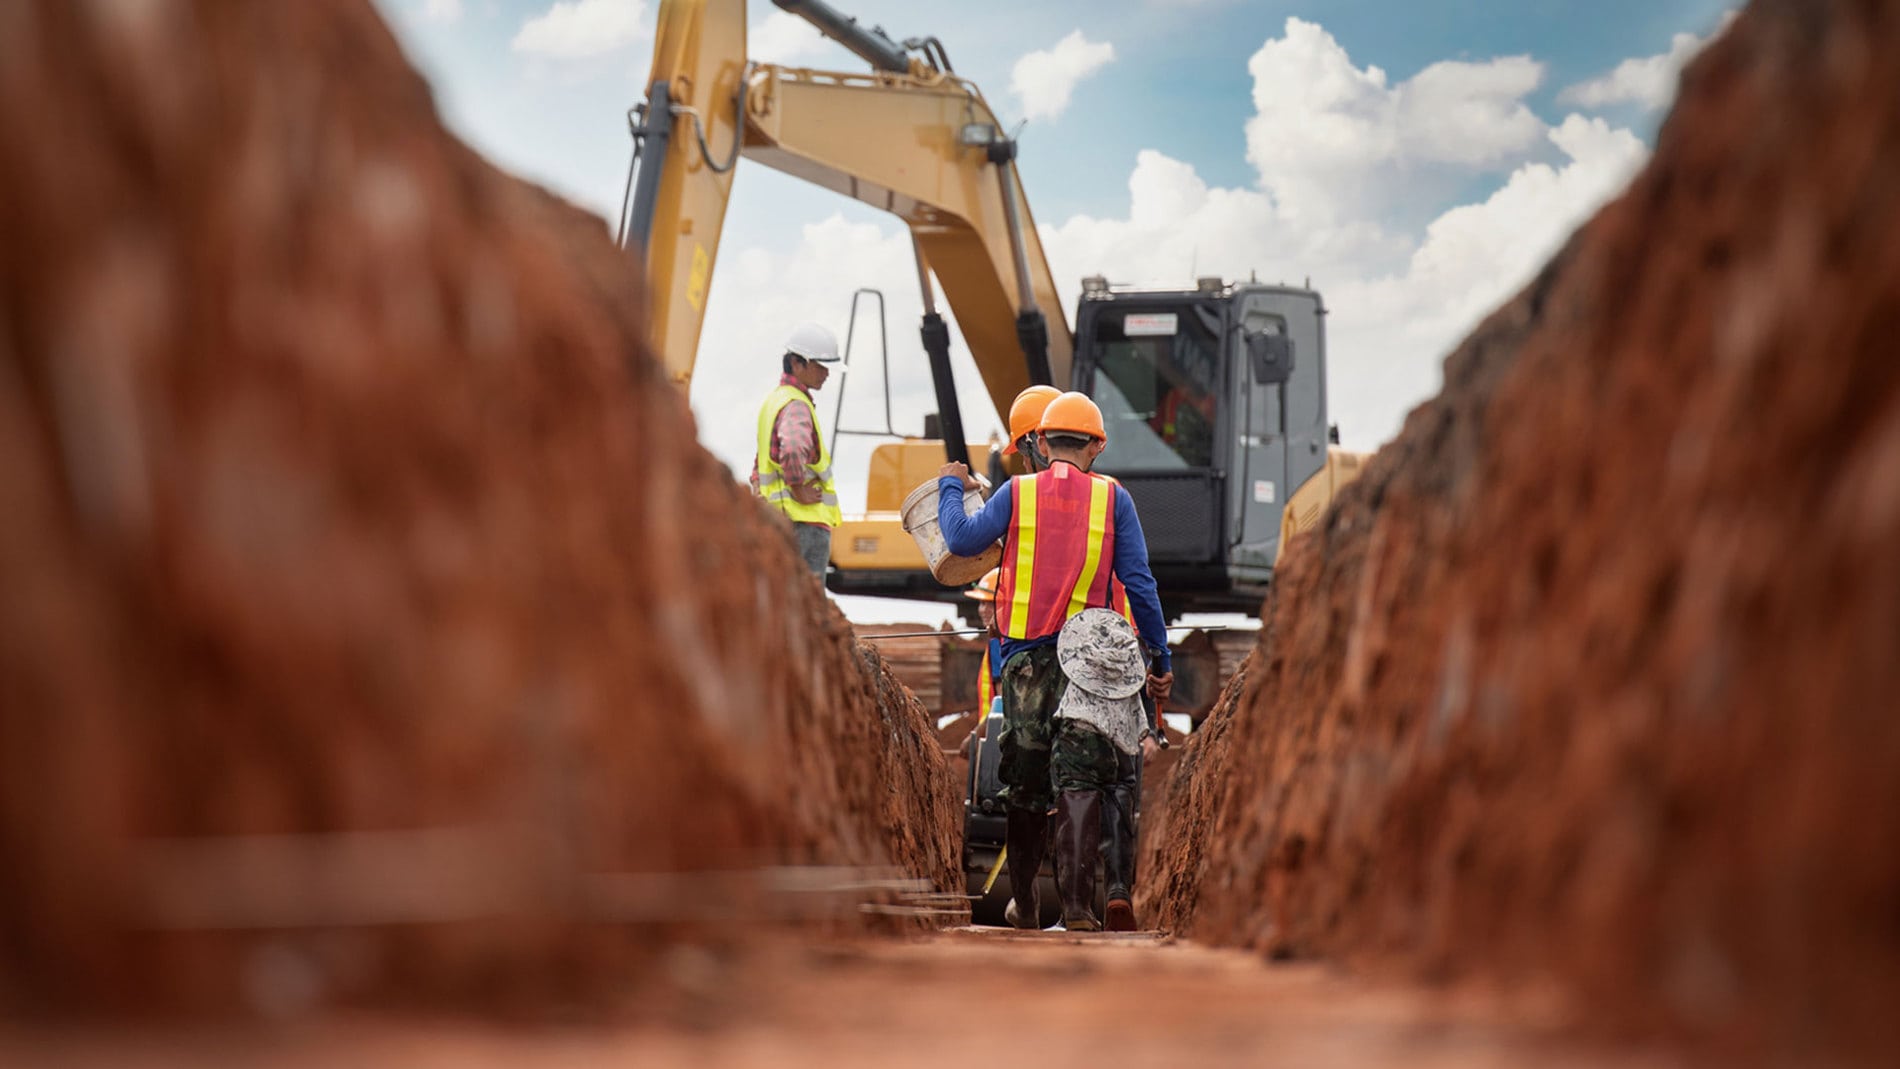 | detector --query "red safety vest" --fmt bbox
[994,463,1126,641]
